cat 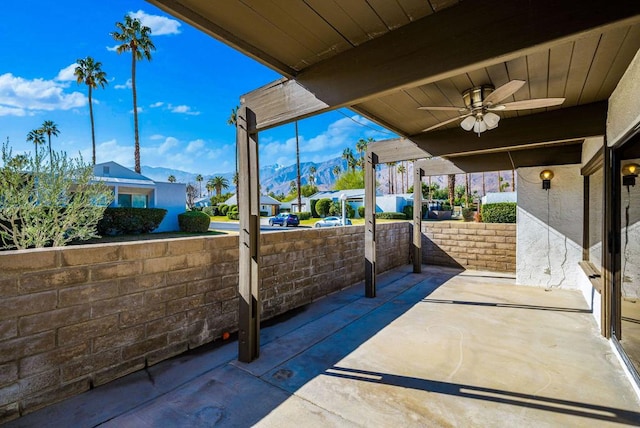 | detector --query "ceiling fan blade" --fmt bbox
[418,106,466,112]
[483,80,526,106]
[422,114,471,132]
[493,98,565,111]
